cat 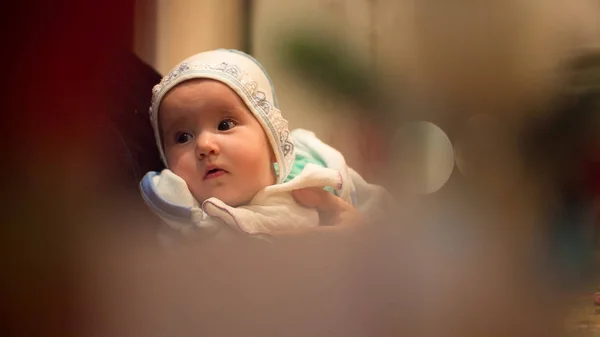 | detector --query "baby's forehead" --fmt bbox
[168,78,233,95]
[163,79,244,105]
[159,81,250,121]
